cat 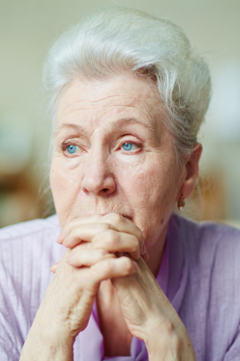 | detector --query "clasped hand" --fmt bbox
[34,213,195,360]
[51,213,146,337]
